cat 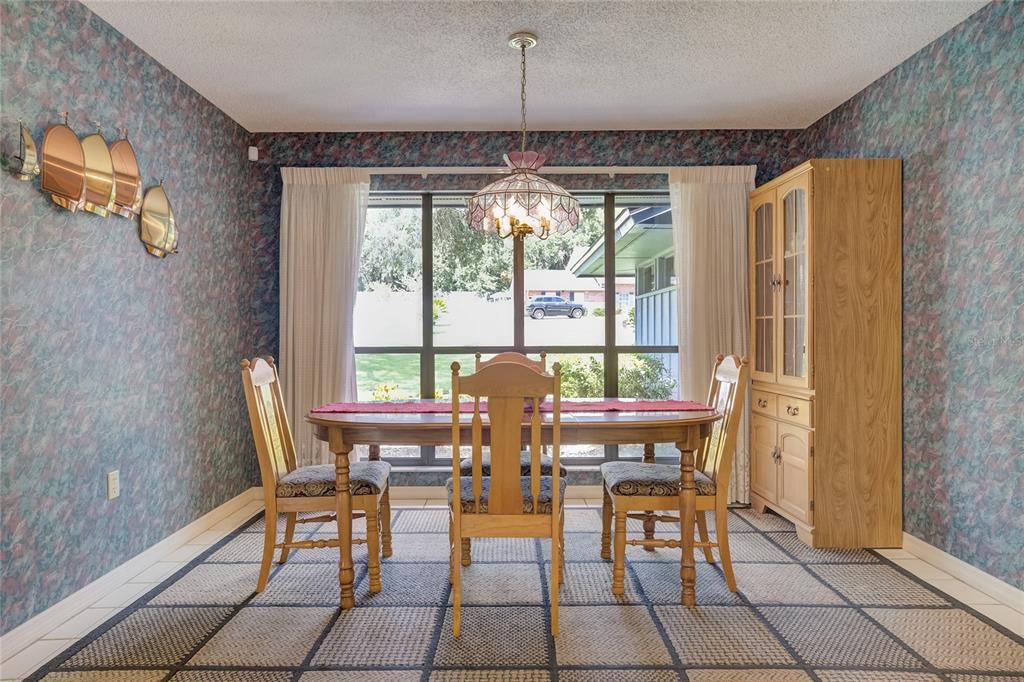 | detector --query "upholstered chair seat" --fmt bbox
[459,452,568,478]
[276,461,392,498]
[599,461,716,497]
[446,476,568,514]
